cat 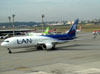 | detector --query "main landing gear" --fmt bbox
[8,48,12,54]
